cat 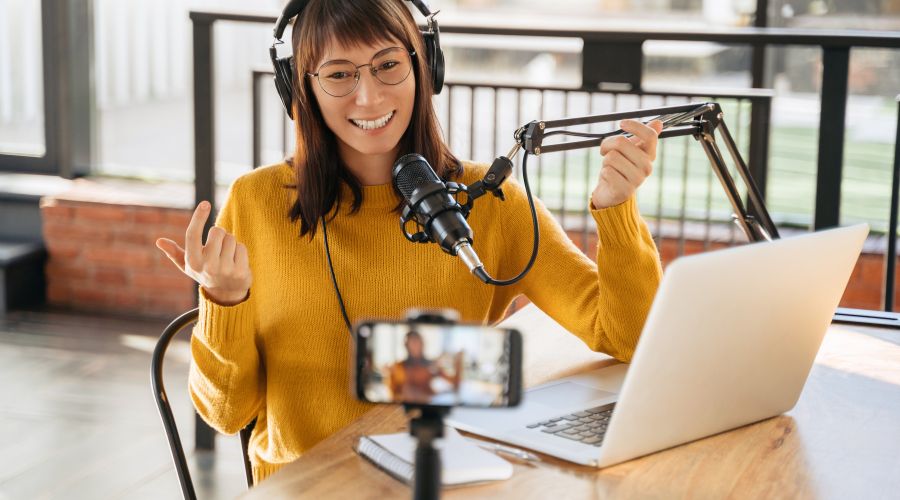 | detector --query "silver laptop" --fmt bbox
[446,224,868,467]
